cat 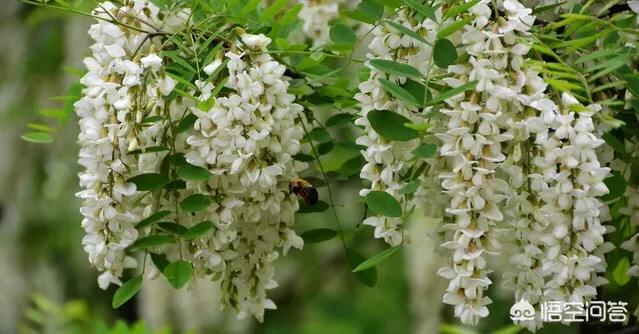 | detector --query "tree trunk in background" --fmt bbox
[406,214,446,334]
[139,275,252,332]
[0,4,88,333]
[0,3,41,332]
